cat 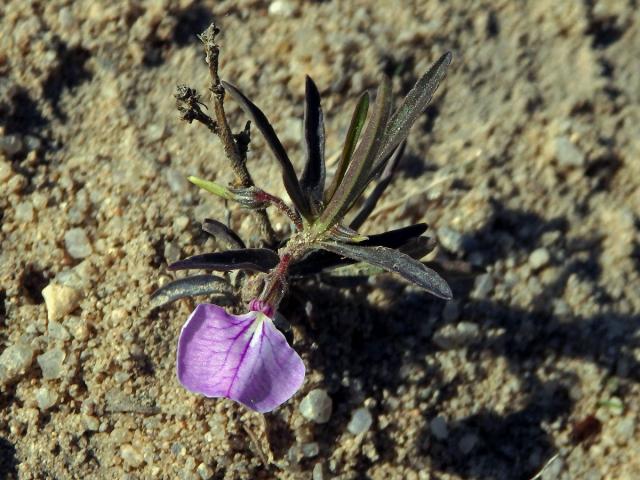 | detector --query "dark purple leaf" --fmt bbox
[319,241,452,299]
[300,76,325,212]
[221,80,310,217]
[150,274,234,309]
[290,223,428,276]
[169,248,280,273]
[202,218,246,250]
